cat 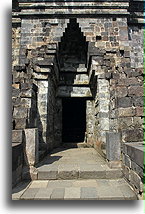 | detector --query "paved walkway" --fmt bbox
[12,148,137,200]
